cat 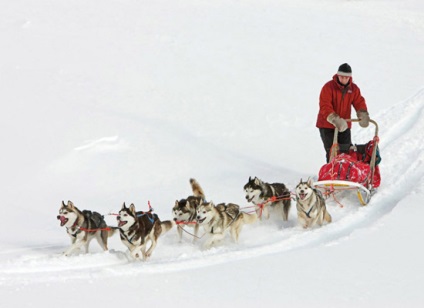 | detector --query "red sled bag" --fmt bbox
[372,166,381,188]
[318,153,381,188]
